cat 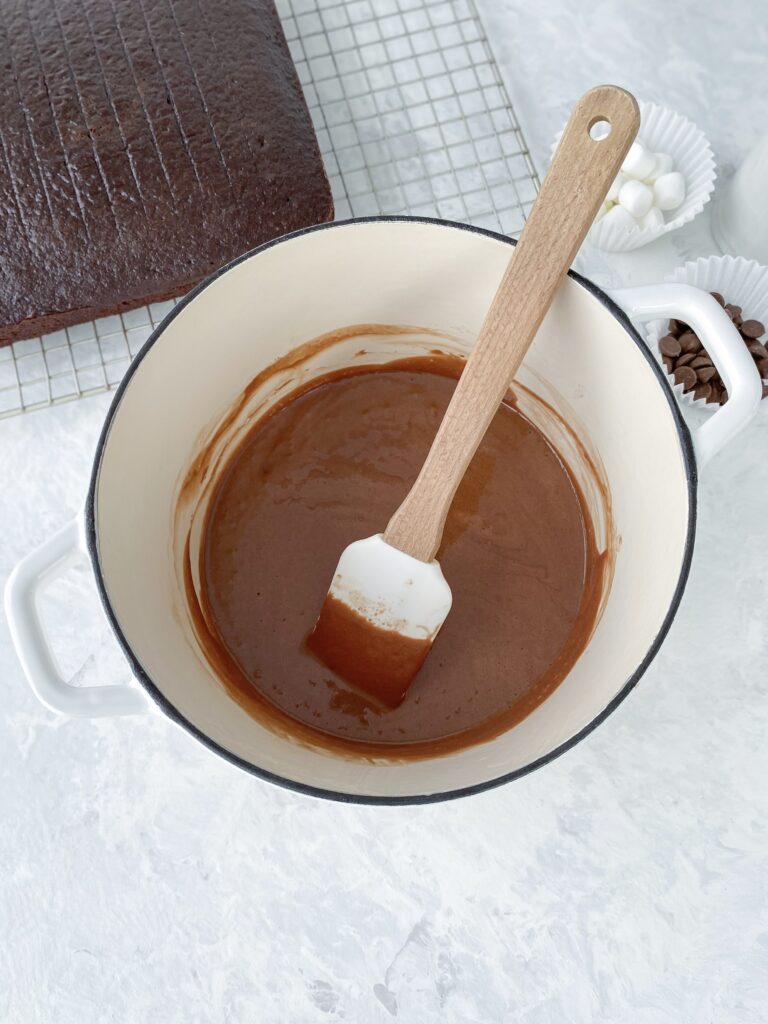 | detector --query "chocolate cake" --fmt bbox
[0,0,333,345]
